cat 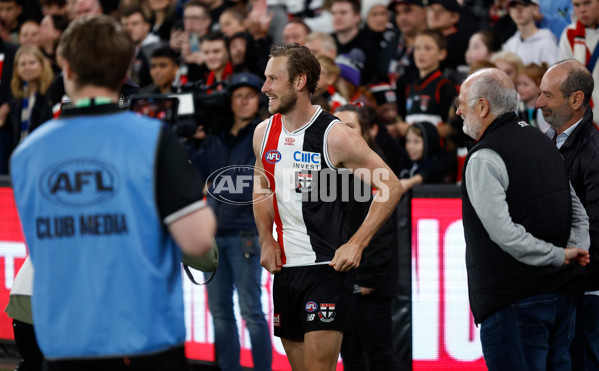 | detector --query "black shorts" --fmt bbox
[273,264,354,339]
